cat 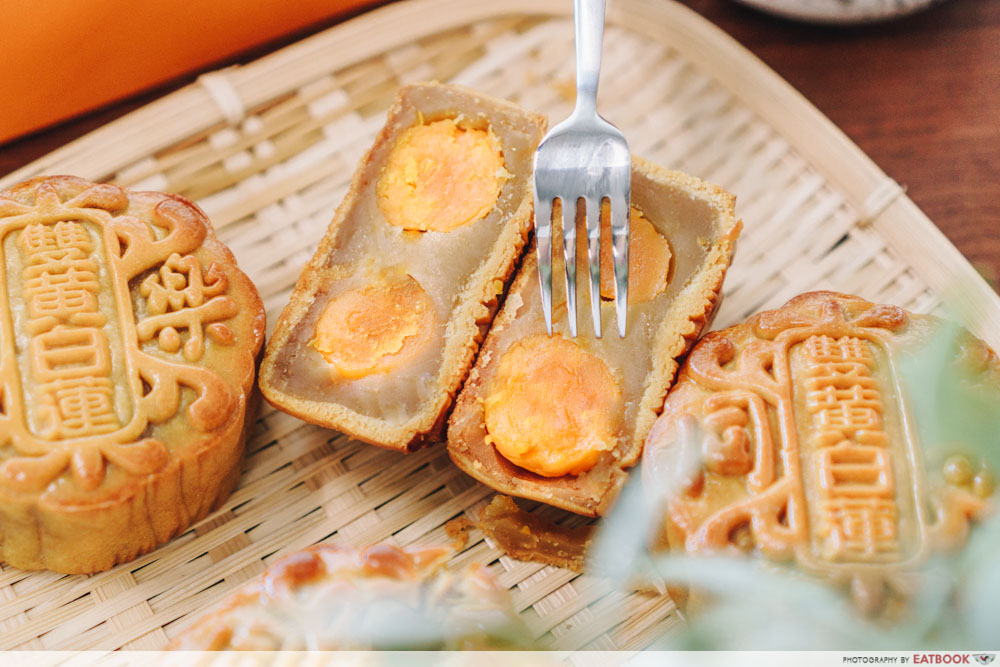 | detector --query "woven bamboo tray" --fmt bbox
[2,0,998,651]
